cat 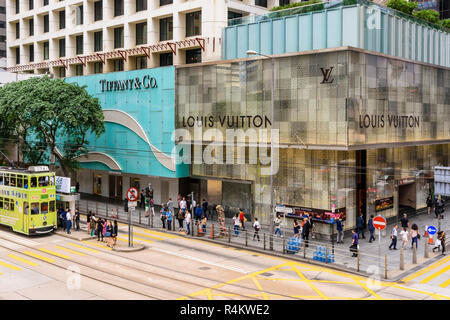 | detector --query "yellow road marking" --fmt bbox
[289,263,329,300]
[120,235,153,244]
[142,229,178,239]
[402,255,450,282]
[7,254,38,267]
[81,241,112,251]
[420,265,450,284]
[55,246,86,256]
[132,232,164,241]
[22,251,55,263]
[439,279,450,288]
[0,260,21,271]
[251,277,270,300]
[387,284,450,300]
[38,248,71,260]
[67,243,100,253]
